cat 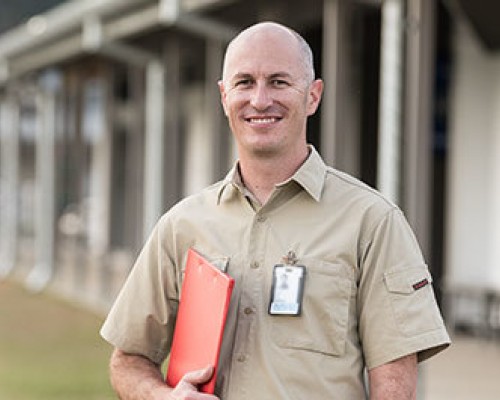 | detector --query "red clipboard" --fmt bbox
[165,248,234,394]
